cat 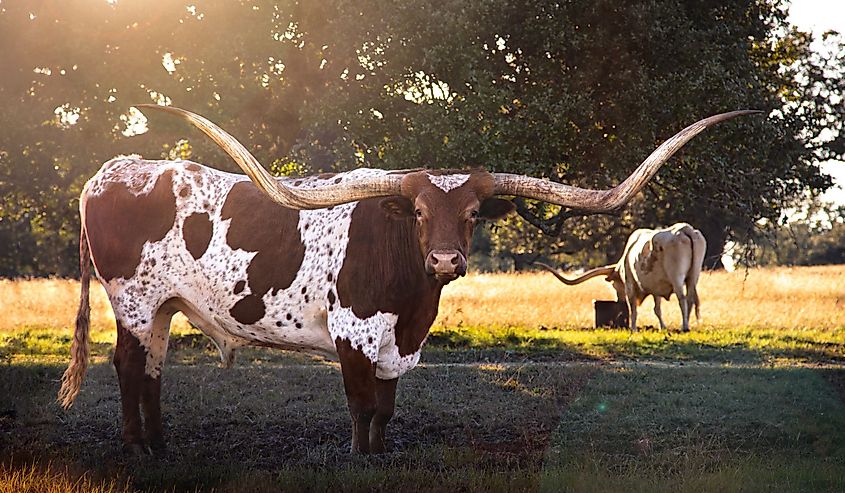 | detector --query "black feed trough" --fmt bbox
[593,300,629,328]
